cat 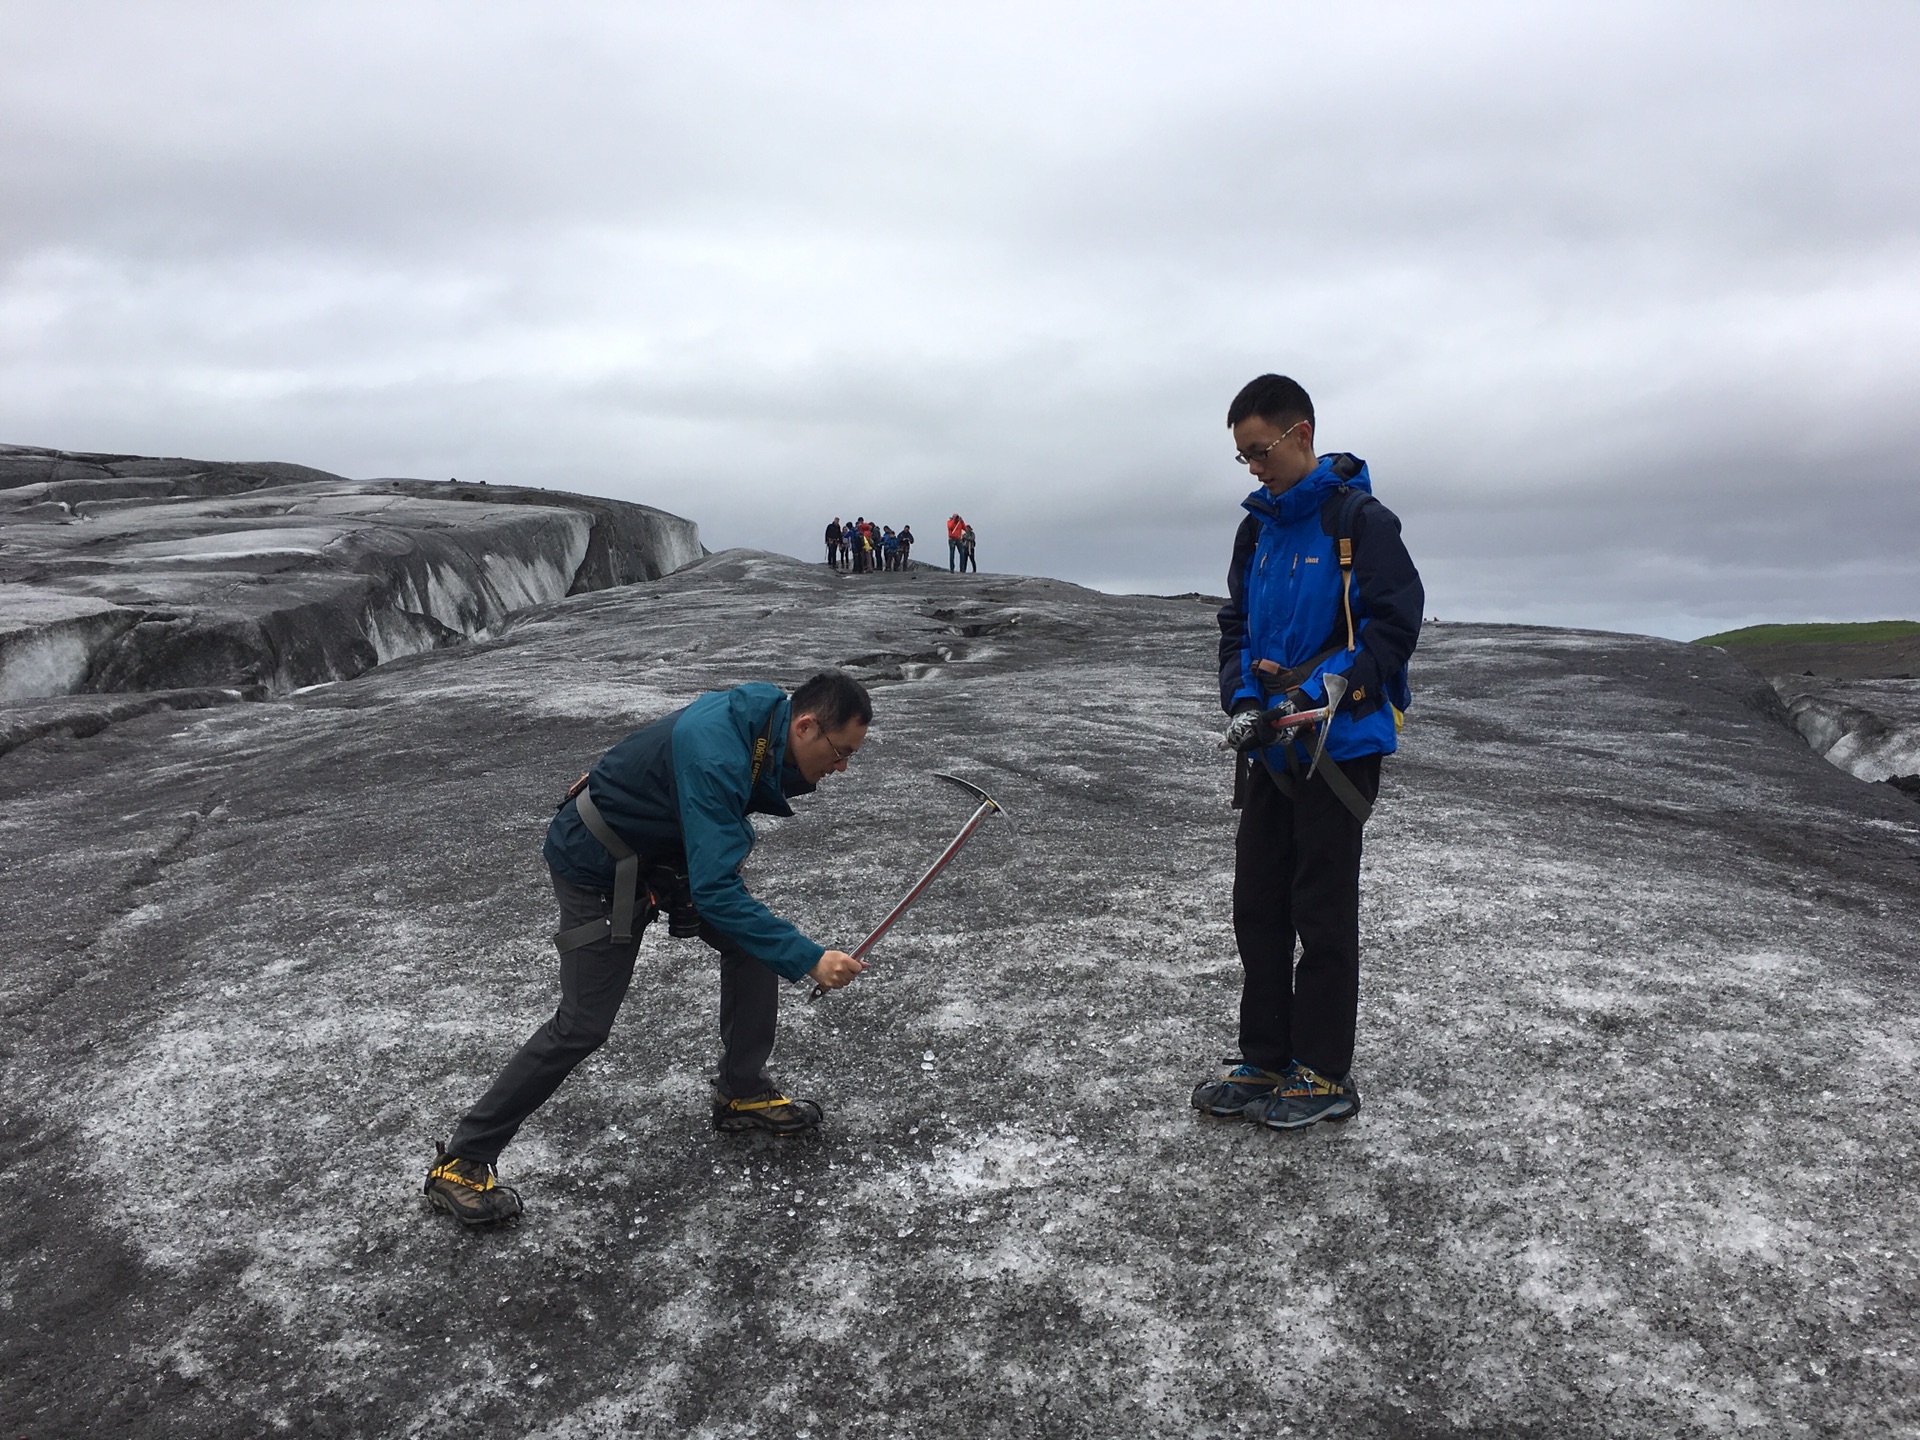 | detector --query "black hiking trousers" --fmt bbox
[1232,752,1382,1080]
[447,872,781,1166]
